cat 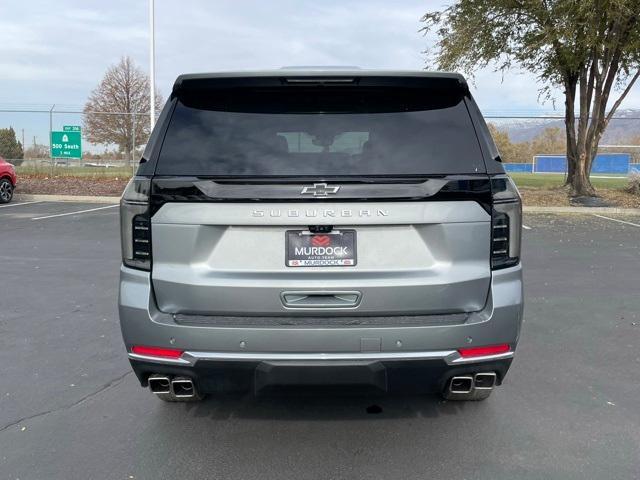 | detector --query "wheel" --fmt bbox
[0,178,13,203]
